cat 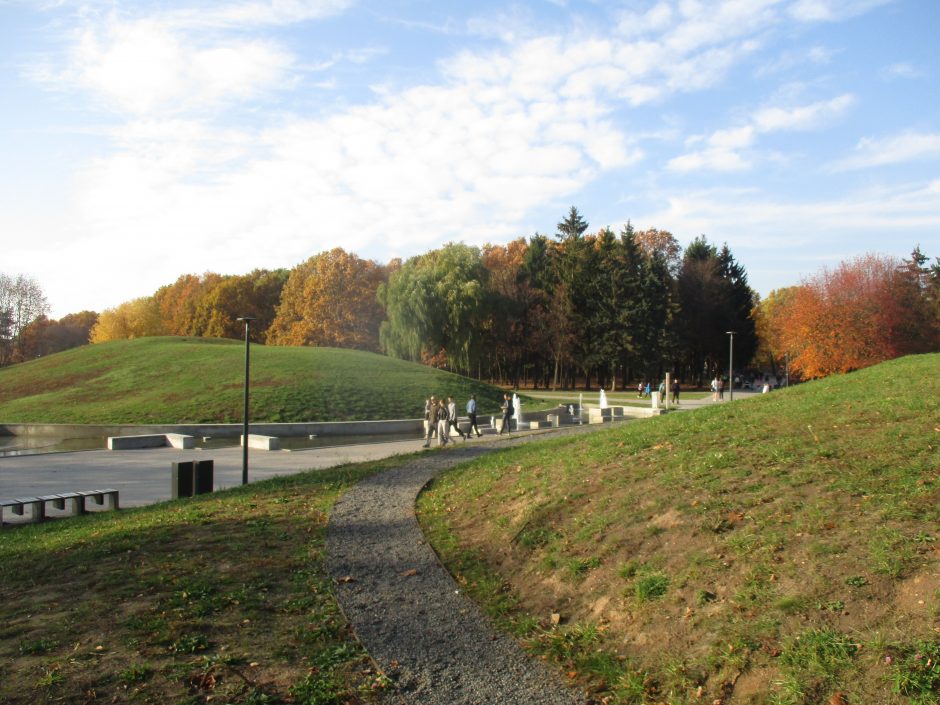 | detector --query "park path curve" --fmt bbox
[325,432,593,705]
